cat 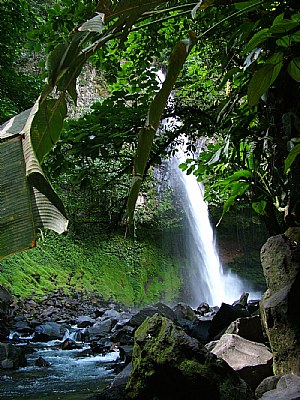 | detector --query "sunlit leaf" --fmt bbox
[284,143,300,172]
[234,0,261,10]
[288,57,300,82]
[247,63,274,106]
[243,28,271,54]
[78,13,105,33]
[252,200,267,215]
[31,98,67,163]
